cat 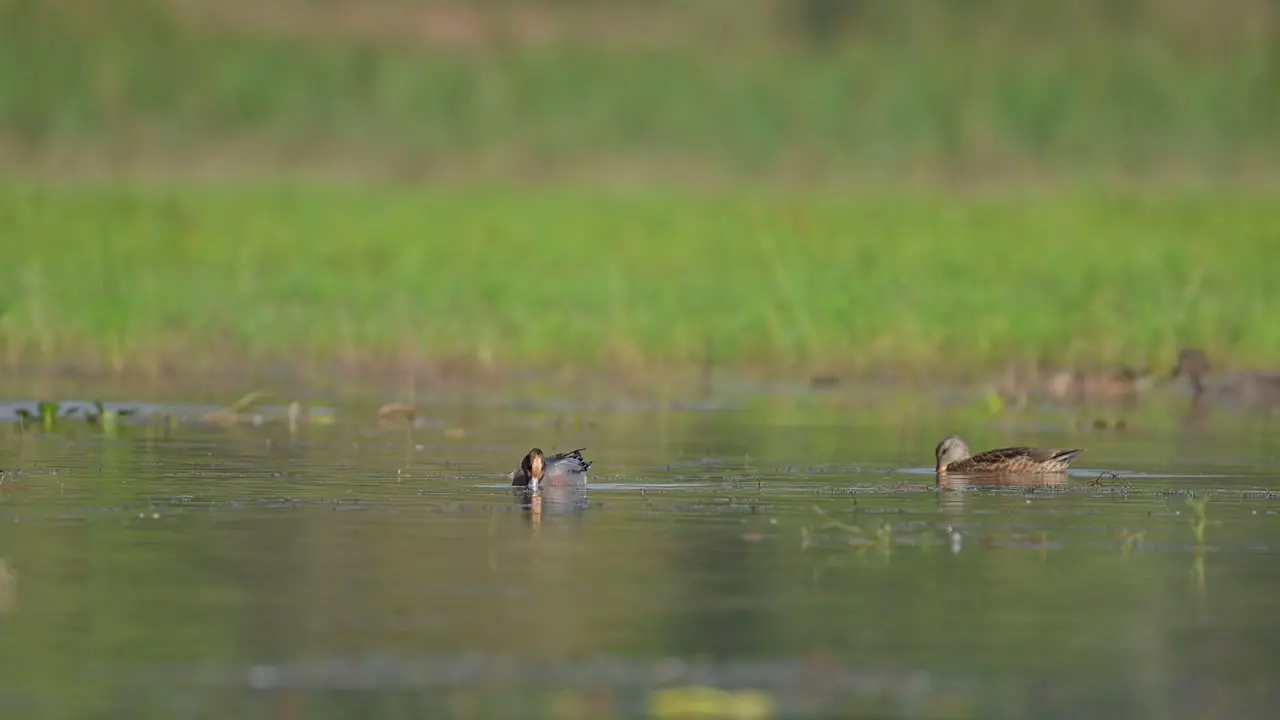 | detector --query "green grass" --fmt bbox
[2,184,1278,374]
[0,0,1277,184]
